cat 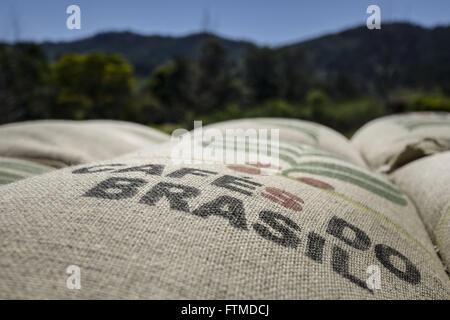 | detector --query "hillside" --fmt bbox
[39,23,450,92]
[42,32,251,76]
[290,23,450,91]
